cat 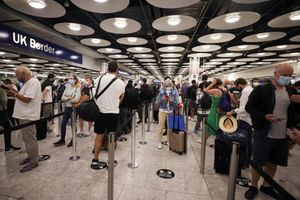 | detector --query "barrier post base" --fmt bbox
[69,156,80,161]
[128,162,139,169]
